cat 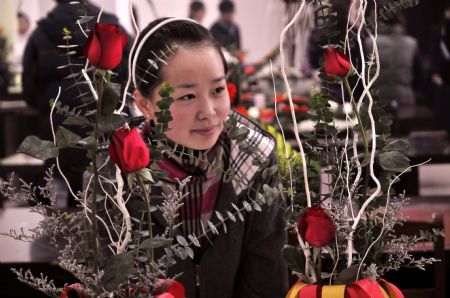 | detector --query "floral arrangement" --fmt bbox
[276,1,443,297]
